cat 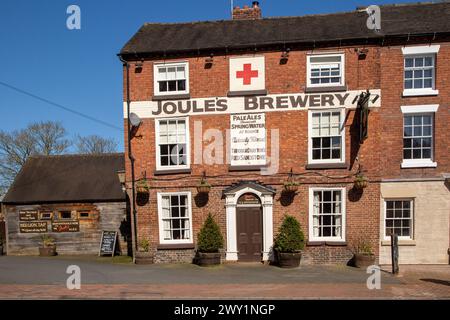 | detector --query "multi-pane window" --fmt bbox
[385,200,413,239]
[156,118,189,170]
[404,55,435,90]
[159,193,192,243]
[403,114,433,160]
[310,111,343,162]
[311,189,345,241]
[308,54,344,87]
[154,62,189,95]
